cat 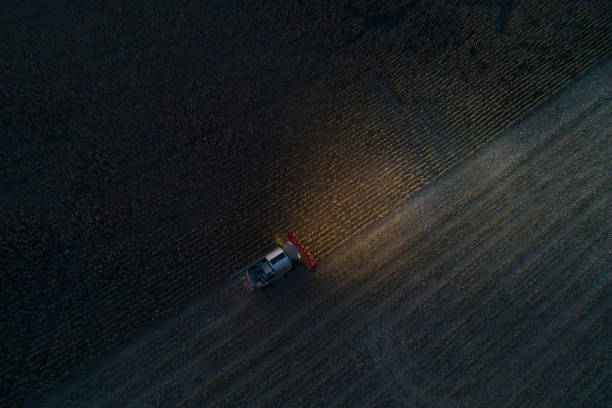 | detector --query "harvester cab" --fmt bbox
[231,232,318,290]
